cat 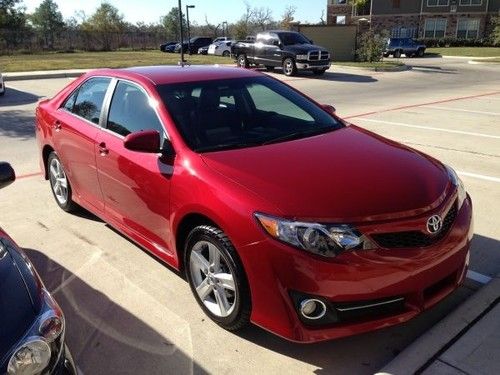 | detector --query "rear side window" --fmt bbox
[106,81,164,137]
[71,77,111,124]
